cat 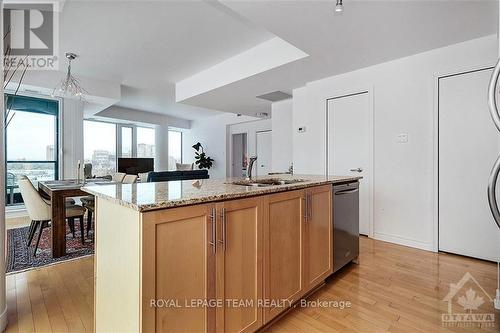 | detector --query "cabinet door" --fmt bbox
[263,190,305,323]
[142,204,216,333]
[304,185,333,289]
[216,197,262,333]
